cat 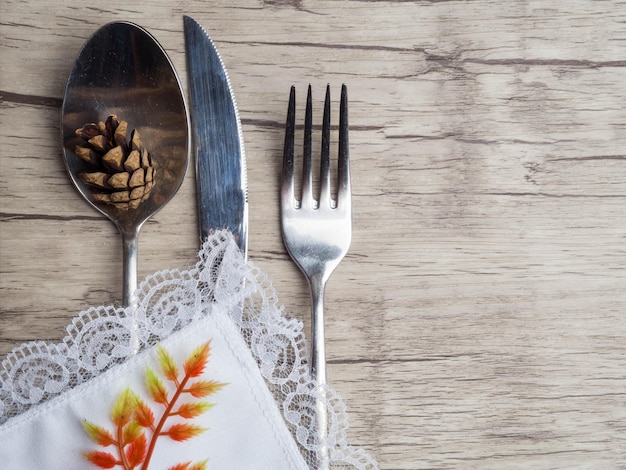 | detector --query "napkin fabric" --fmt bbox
[0,307,307,469]
[0,231,378,469]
